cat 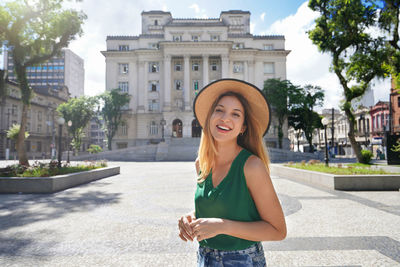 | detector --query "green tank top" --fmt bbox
[194,148,261,250]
